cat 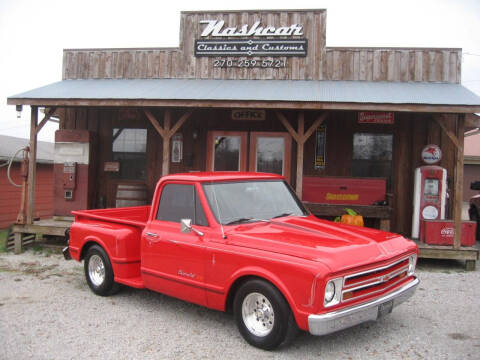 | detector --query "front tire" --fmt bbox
[84,245,120,296]
[233,279,298,350]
